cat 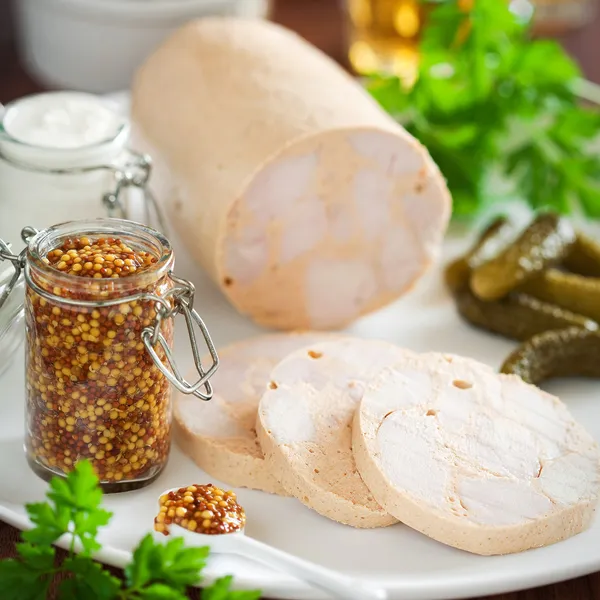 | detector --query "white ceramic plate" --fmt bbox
[2,93,600,600]
[1,226,600,600]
